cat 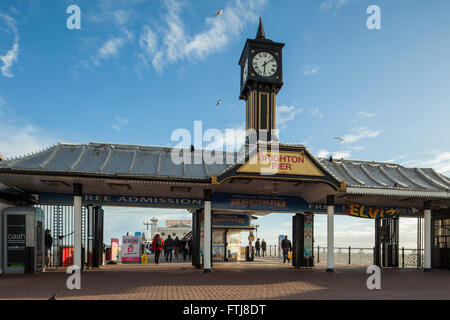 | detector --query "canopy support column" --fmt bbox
[203,190,212,272]
[73,184,82,270]
[423,201,432,271]
[327,195,335,272]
